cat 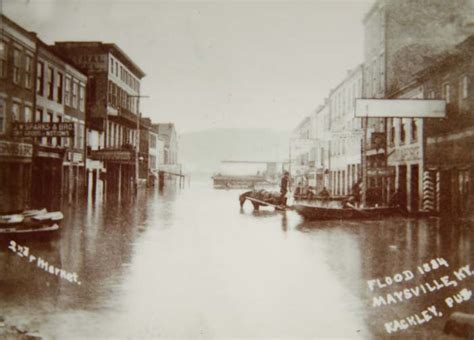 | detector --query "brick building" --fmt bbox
[53,42,145,199]
[0,15,36,213]
[33,39,87,210]
[363,0,474,210]
[420,35,474,216]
